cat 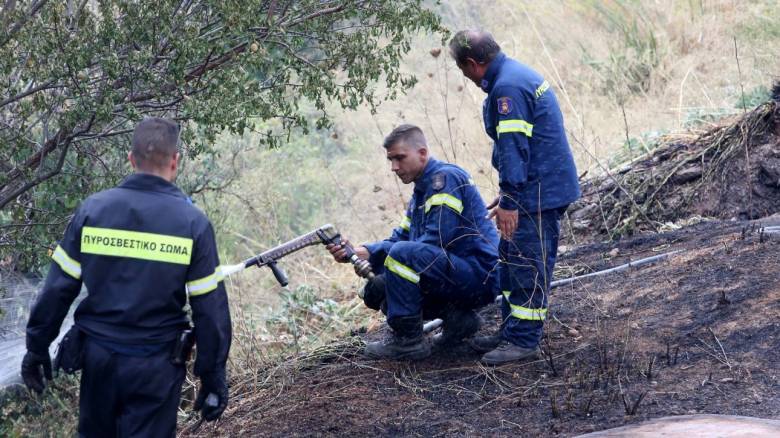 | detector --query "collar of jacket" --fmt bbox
[413,158,441,194]
[480,52,507,93]
[119,173,188,199]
